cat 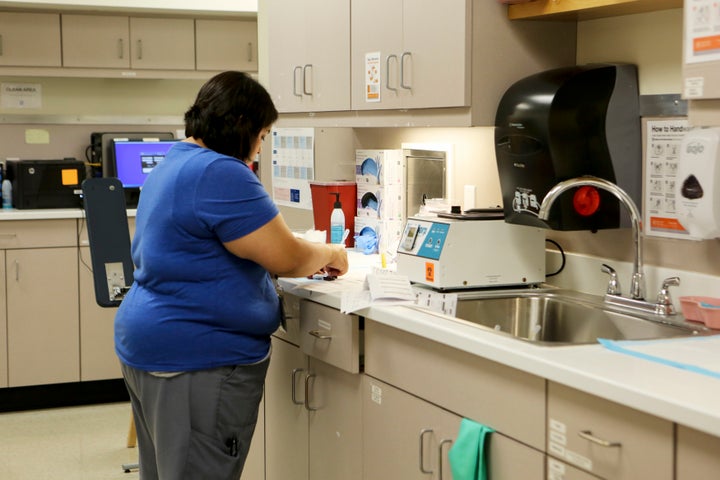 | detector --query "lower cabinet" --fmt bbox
[7,247,79,387]
[265,335,363,480]
[0,254,6,388]
[547,382,673,480]
[676,425,720,480]
[547,457,602,480]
